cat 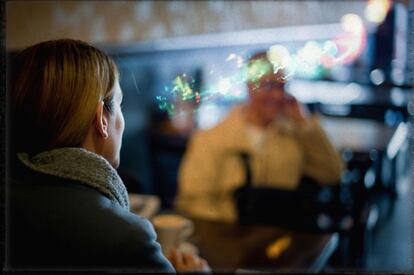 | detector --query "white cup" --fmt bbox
[151,214,194,256]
